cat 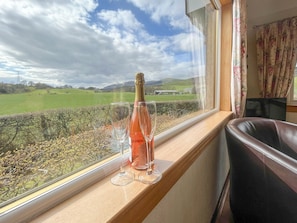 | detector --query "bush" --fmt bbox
[0,105,110,153]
